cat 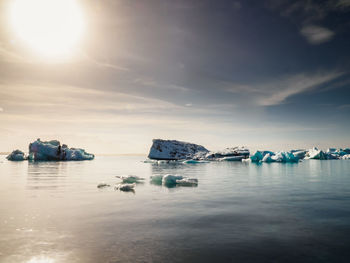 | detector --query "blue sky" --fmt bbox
[0,0,349,153]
